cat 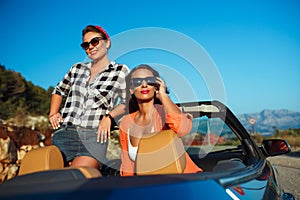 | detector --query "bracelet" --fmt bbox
[105,113,114,121]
